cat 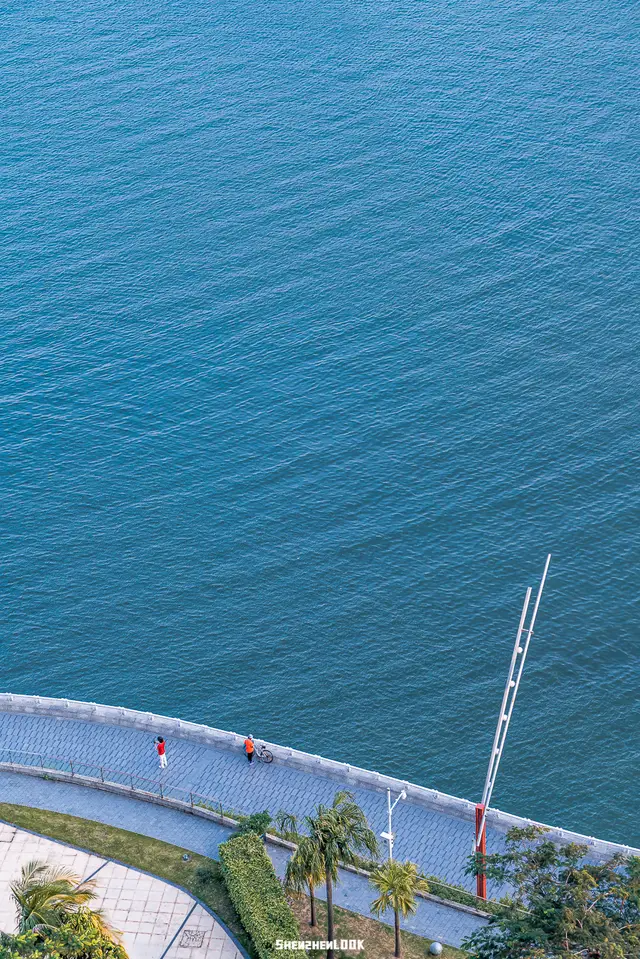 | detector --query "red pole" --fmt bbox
[475,803,487,900]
